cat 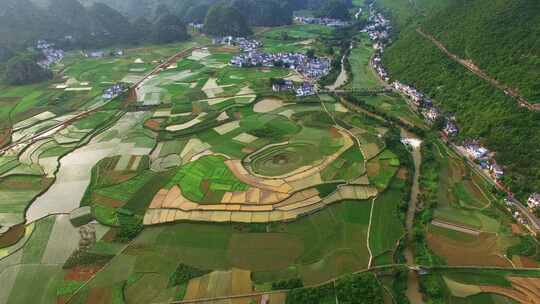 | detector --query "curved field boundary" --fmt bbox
[143,185,377,225]
[242,128,354,180]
